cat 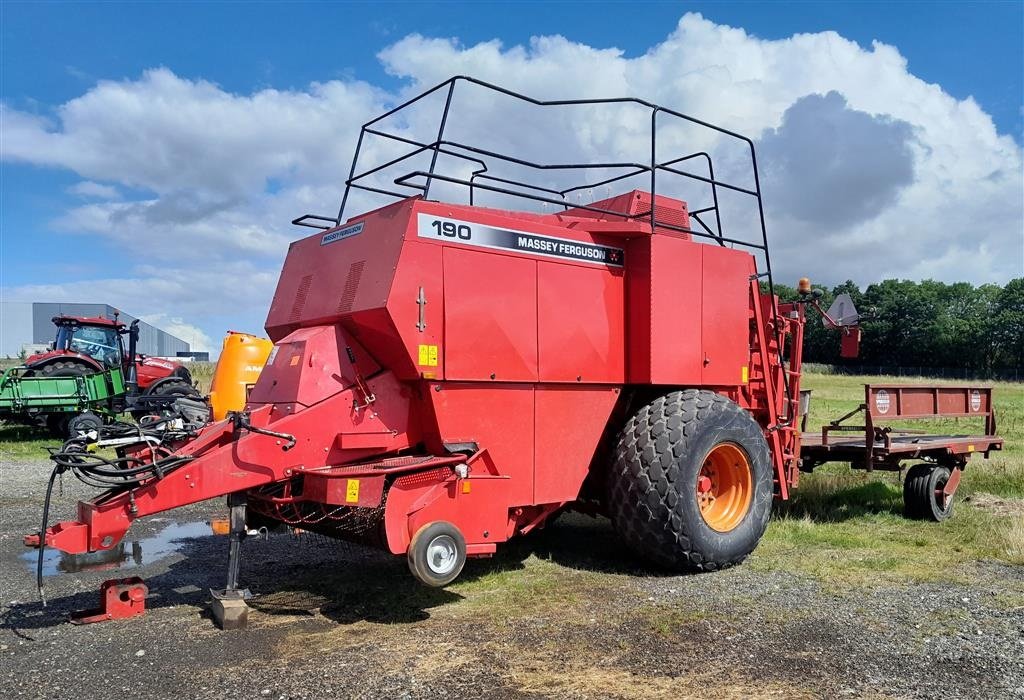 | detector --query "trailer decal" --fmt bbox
[417,213,623,267]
